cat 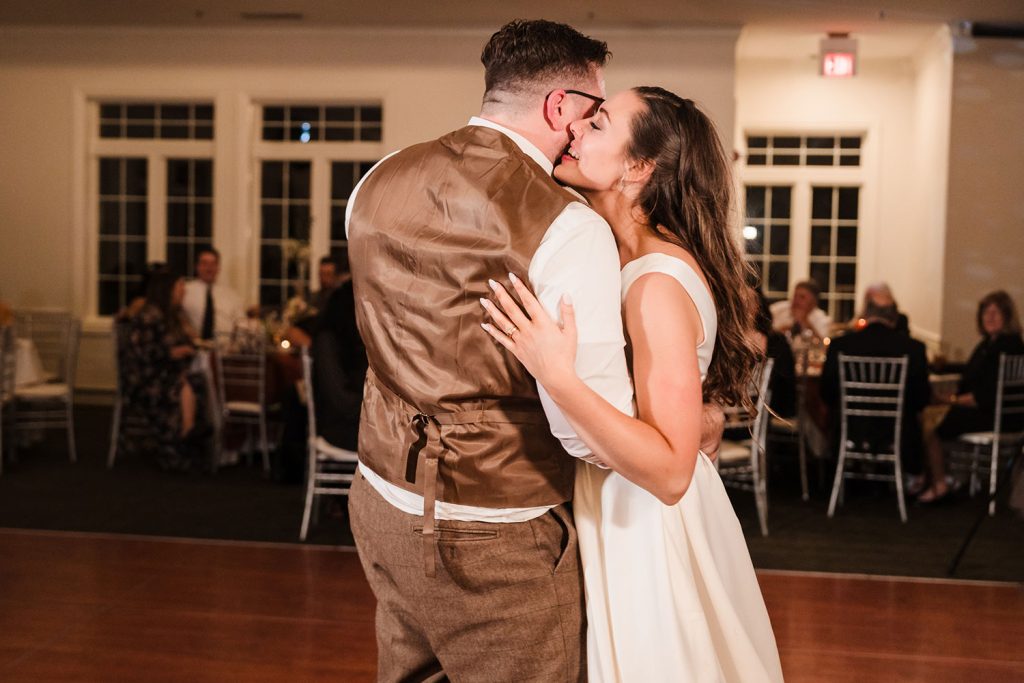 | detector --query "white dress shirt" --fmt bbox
[770,300,832,339]
[347,117,635,522]
[182,279,245,338]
